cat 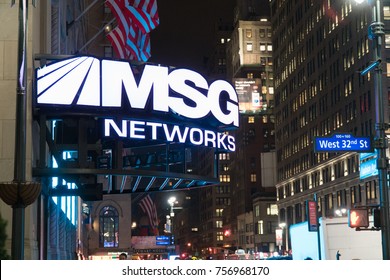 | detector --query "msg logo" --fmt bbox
[36,56,239,129]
